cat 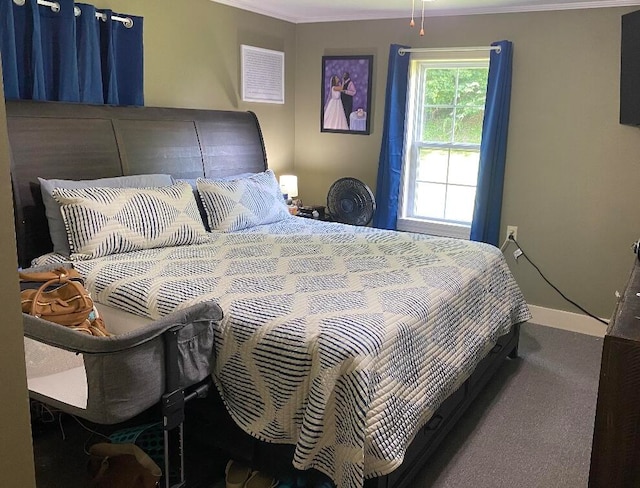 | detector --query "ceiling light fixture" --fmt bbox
[410,0,435,36]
